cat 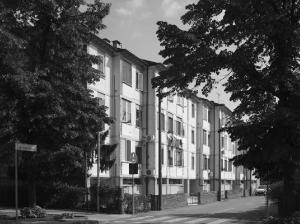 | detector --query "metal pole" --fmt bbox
[15,146,18,220]
[218,115,222,201]
[97,132,101,212]
[158,93,162,210]
[132,172,134,215]
[266,171,270,216]
[243,166,246,197]
[249,169,252,196]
